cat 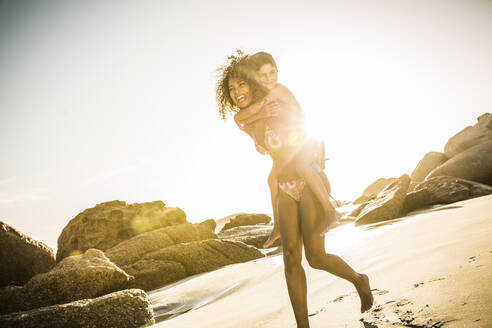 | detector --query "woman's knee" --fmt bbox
[283,244,302,268]
[305,250,337,270]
